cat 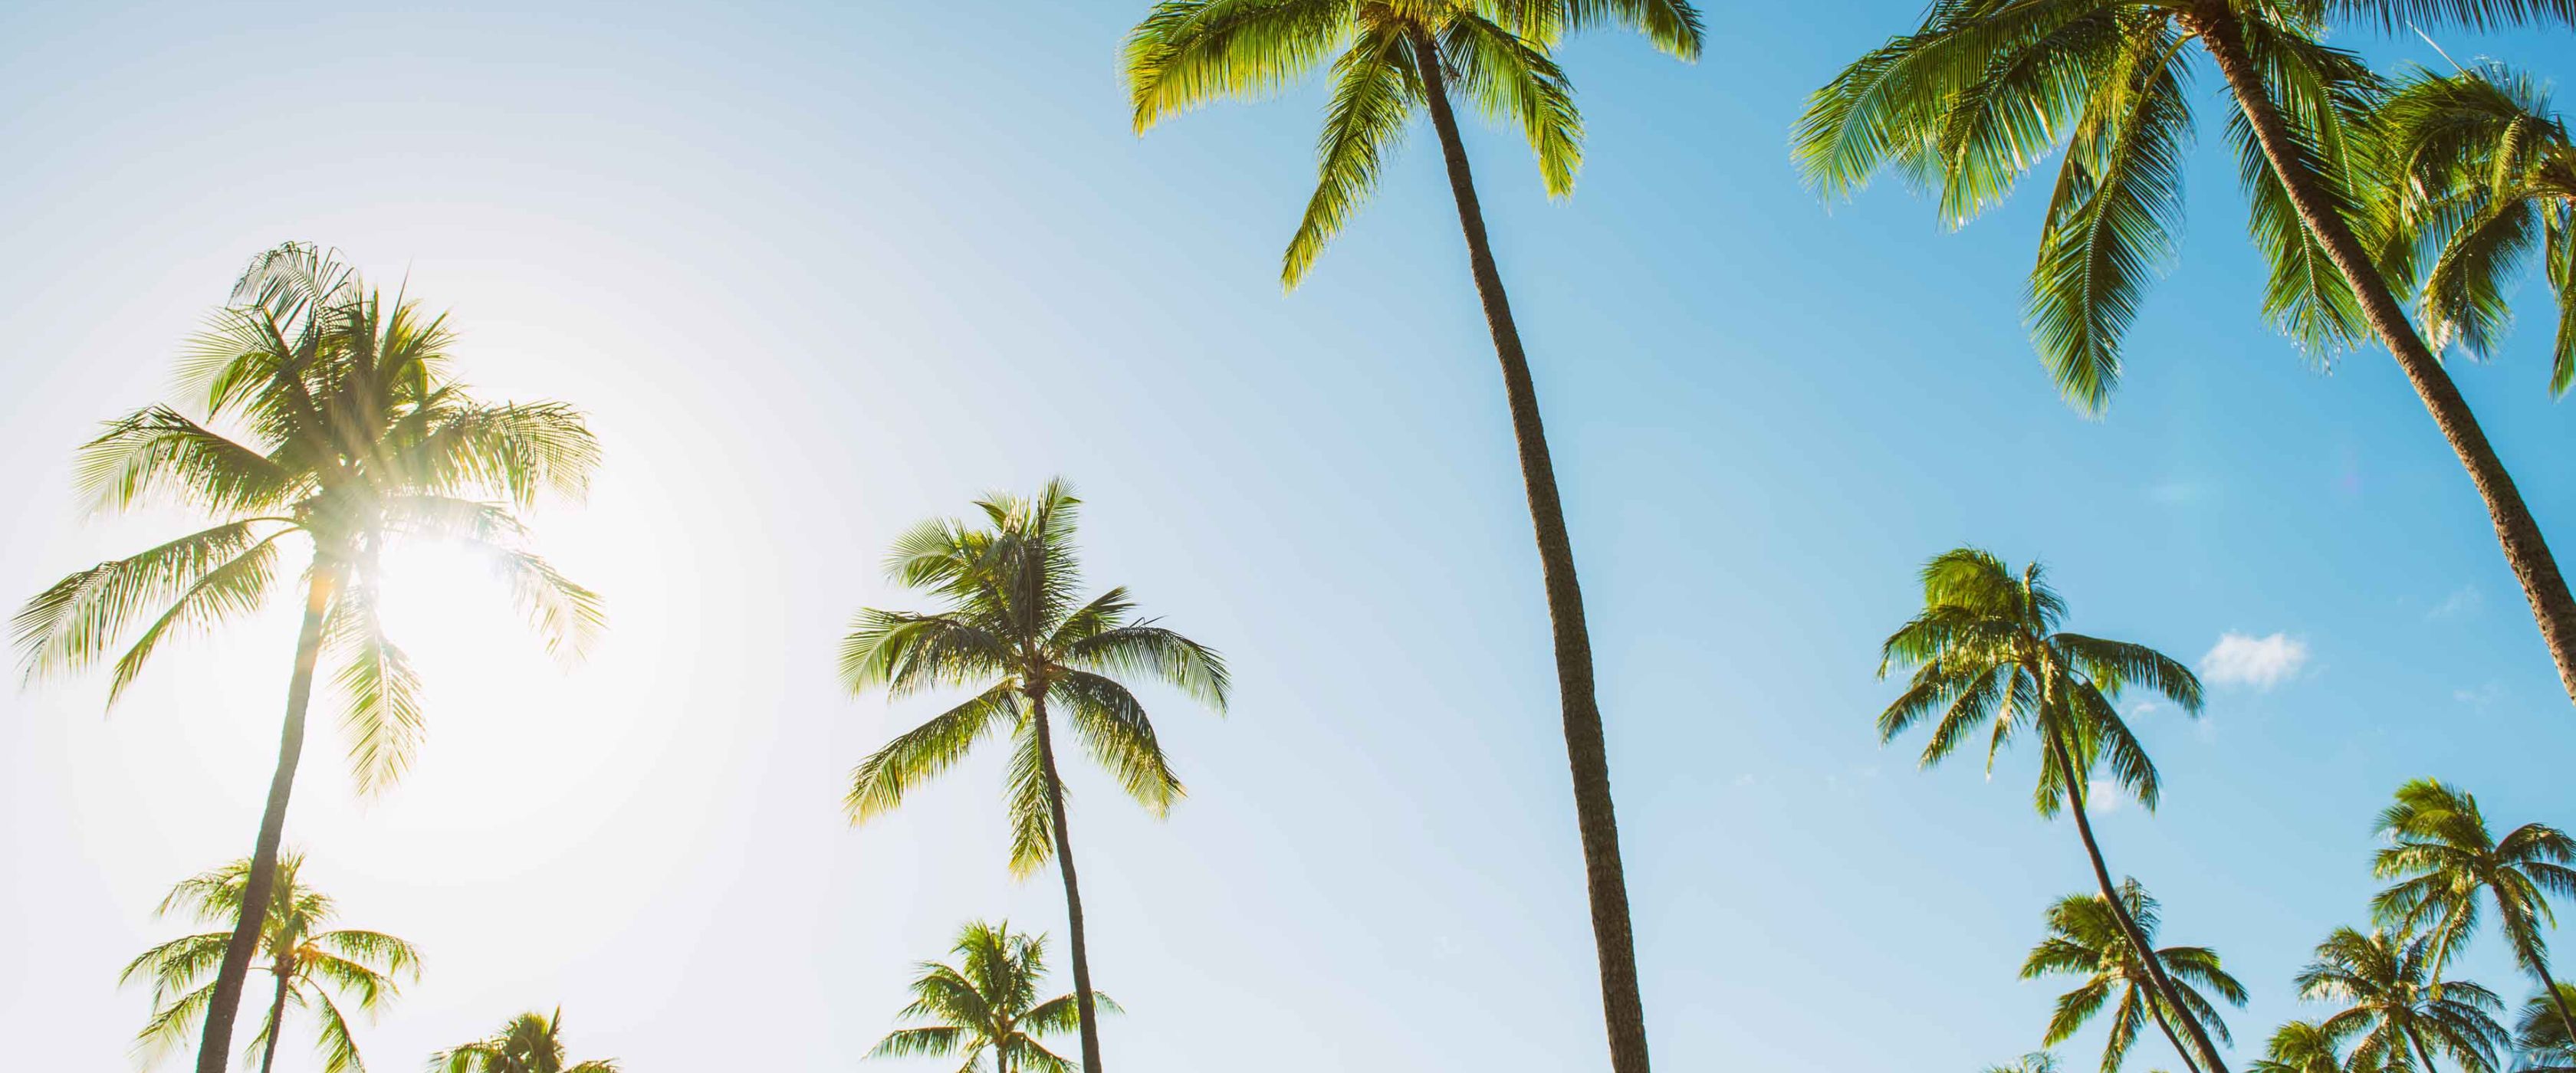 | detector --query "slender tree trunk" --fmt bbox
[2149,994,2209,1073]
[2045,724,2232,1073]
[256,967,291,1073]
[1027,691,1103,1073]
[1407,28,1651,1073]
[2533,962,2576,1057]
[196,571,335,1073]
[2190,6,2576,709]
[2405,1023,2444,1073]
